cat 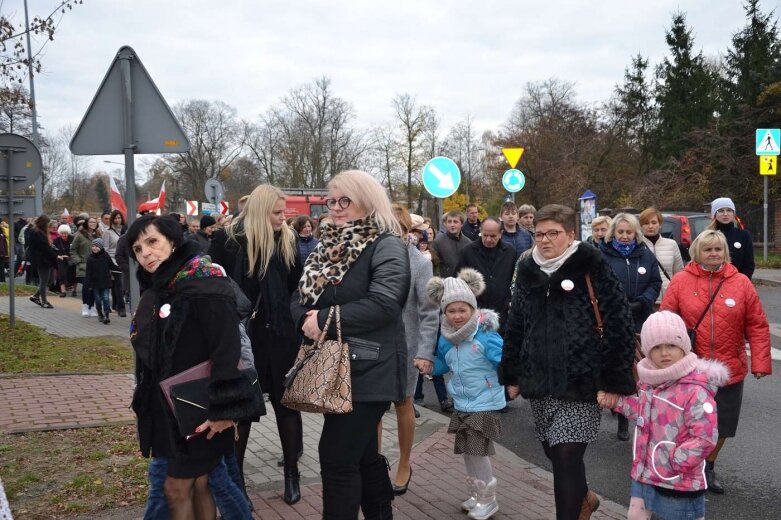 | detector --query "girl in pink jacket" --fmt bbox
[598,311,729,520]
